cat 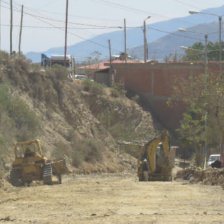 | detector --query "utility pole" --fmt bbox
[0,0,1,51]
[219,16,222,76]
[108,39,114,87]
[10,0,13,55]
[124,18,127,62]
[143,20,148,63]
[108,39,112,66]
[18,5,24,55]
[64,0,69,67]
[204,34,208,75]
[143,16,151,63]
